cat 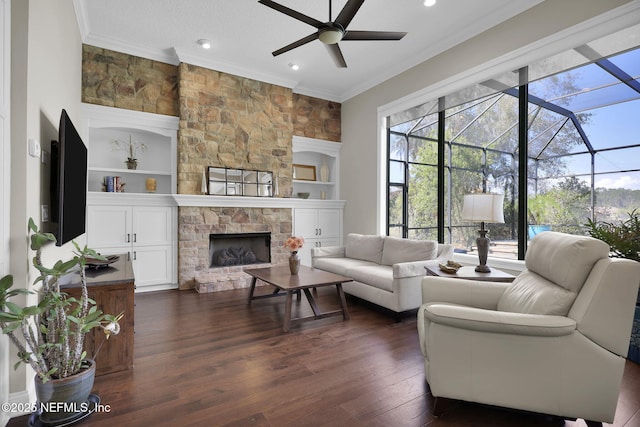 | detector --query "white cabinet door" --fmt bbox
[294,208,341,240]
[294,209,318,238]
[87,205,132,248]
[317,209,341,239]
[132,206,173,246]
[131,245,173,287]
